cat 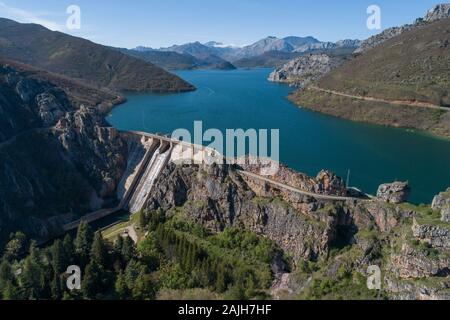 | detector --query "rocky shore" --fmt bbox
[268,54,342,87]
